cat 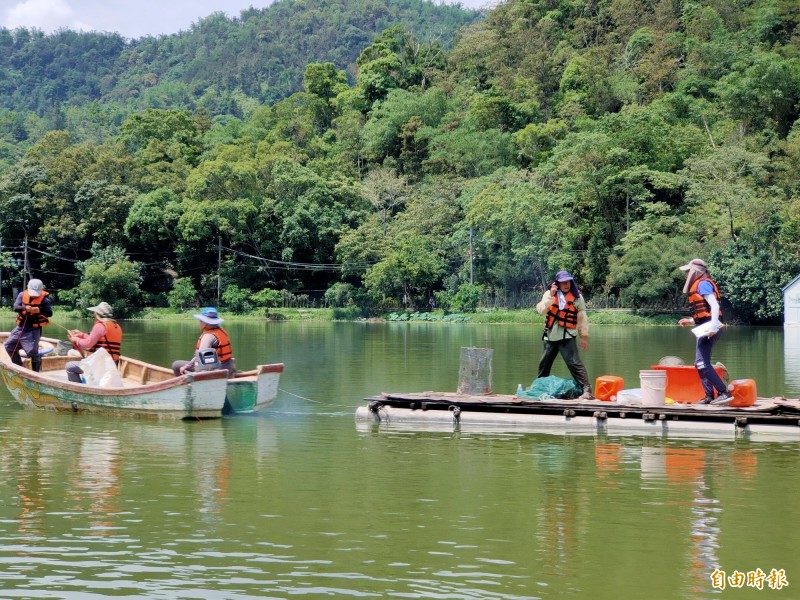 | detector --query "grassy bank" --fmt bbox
[2,306,679,326]
[137,306,678,325]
